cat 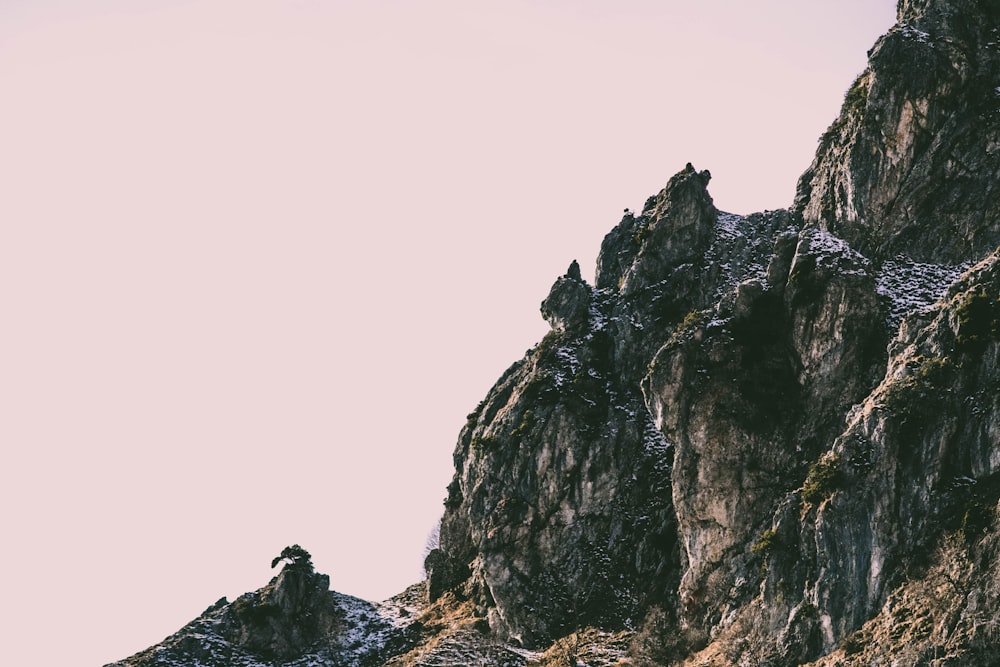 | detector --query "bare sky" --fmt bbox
[0,1,897,664]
